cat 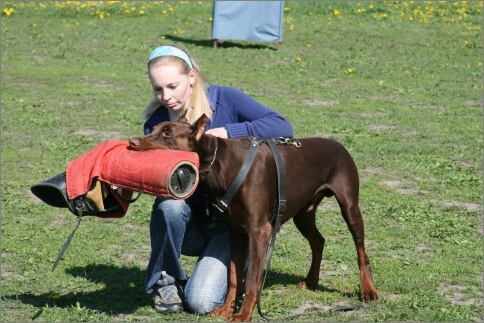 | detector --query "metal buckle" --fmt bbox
[277,137,301,147]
